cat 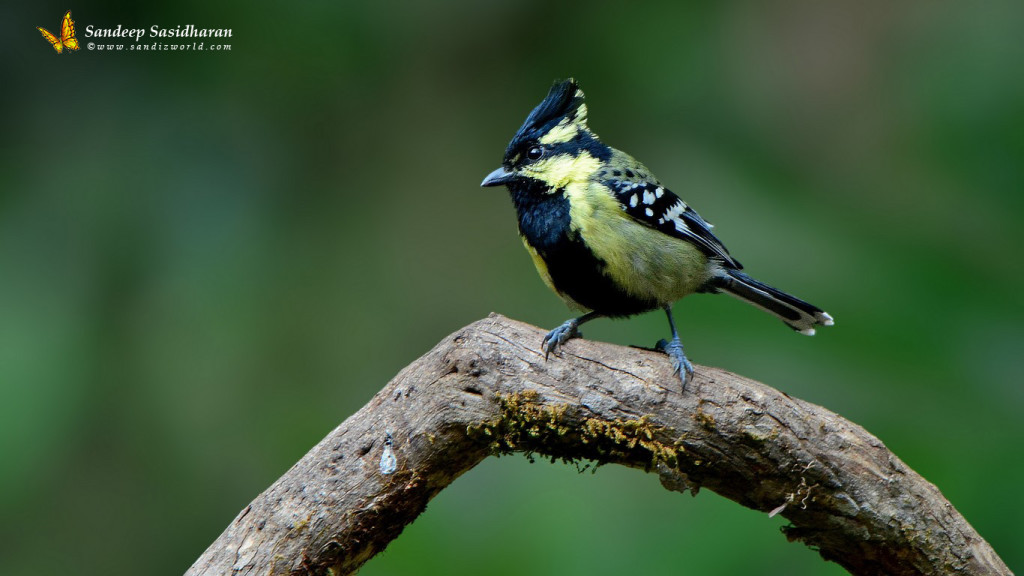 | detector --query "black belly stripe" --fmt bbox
[540,235,658,317]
